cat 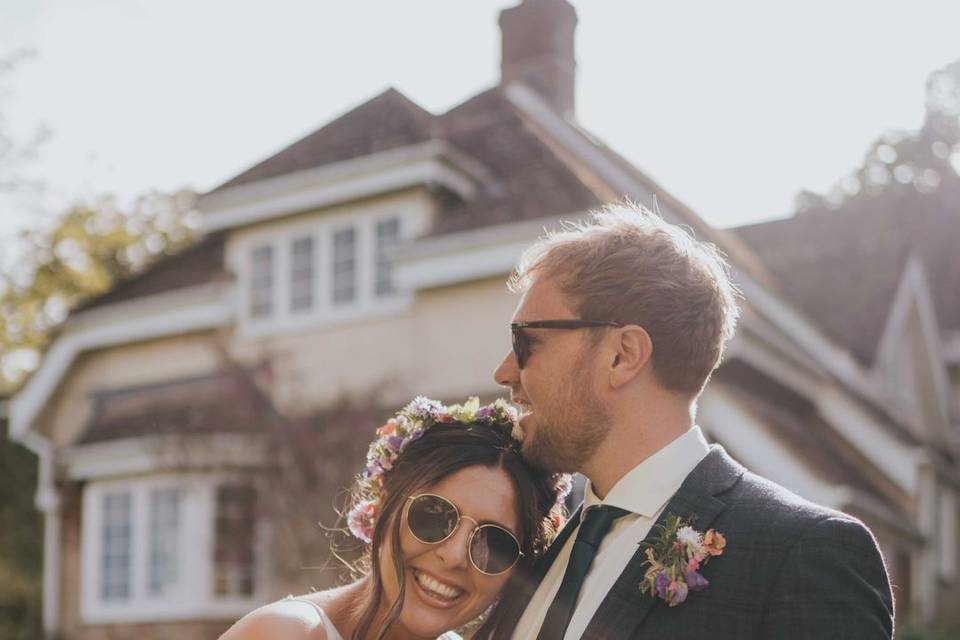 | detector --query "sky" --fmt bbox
[2,0,960,245]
